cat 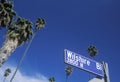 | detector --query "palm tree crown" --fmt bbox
[65,66,72,82]
[7,17,33,46]
[3,68,11,82]
[49,77,55,82]
[0,0,16,28]
[88,45,98,57]
[65,66,72,76]
[35,18,45,30]
[4,68,11,77]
